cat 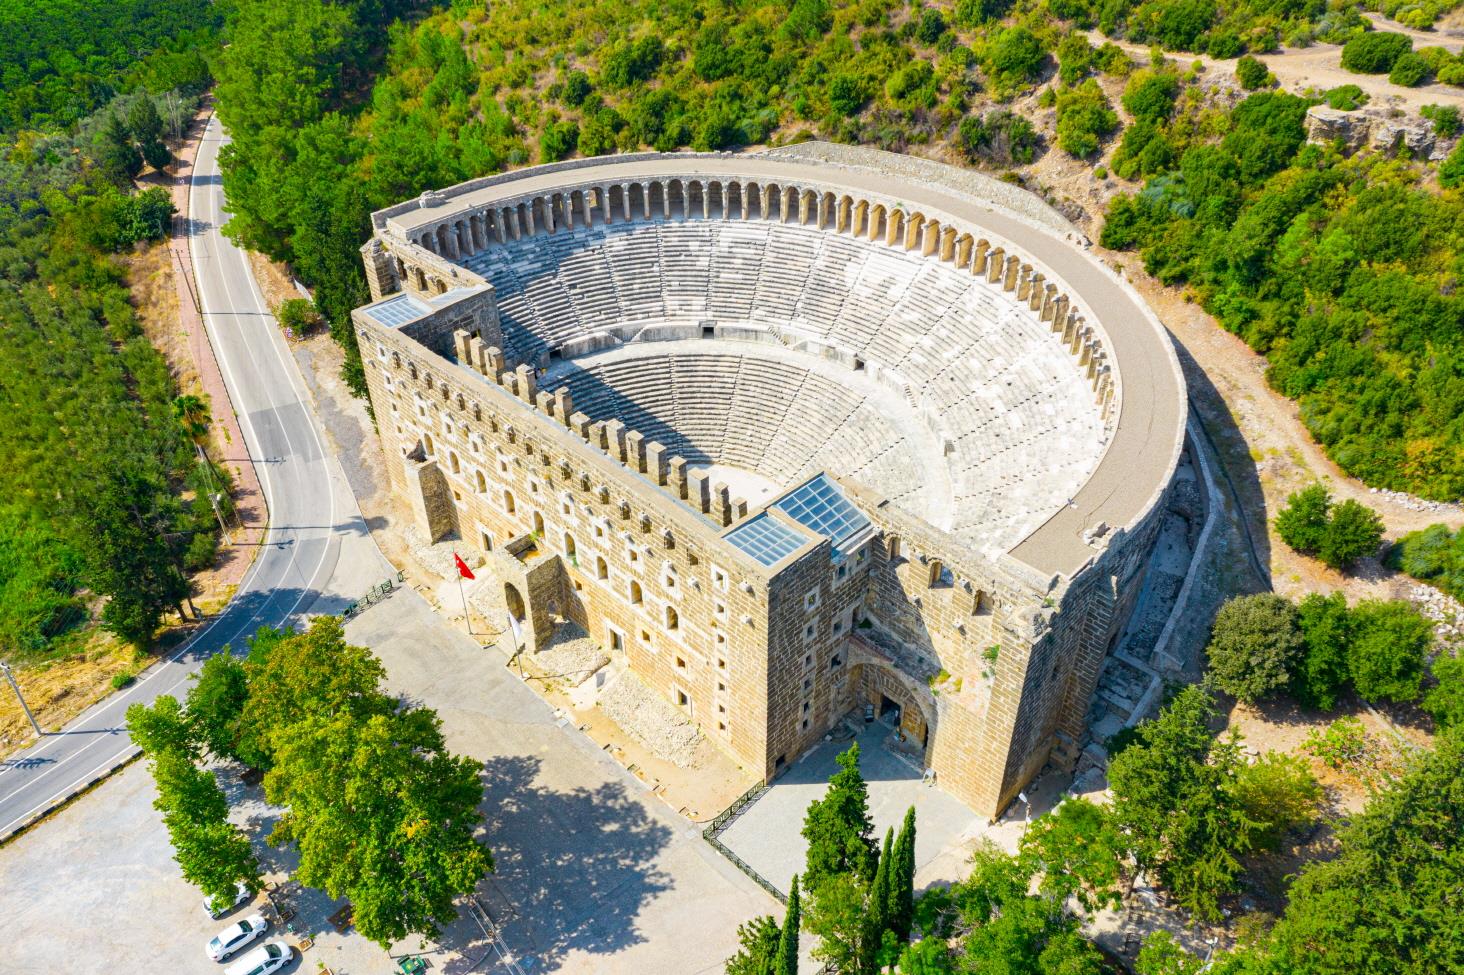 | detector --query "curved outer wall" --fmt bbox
[353,147,1186,817]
